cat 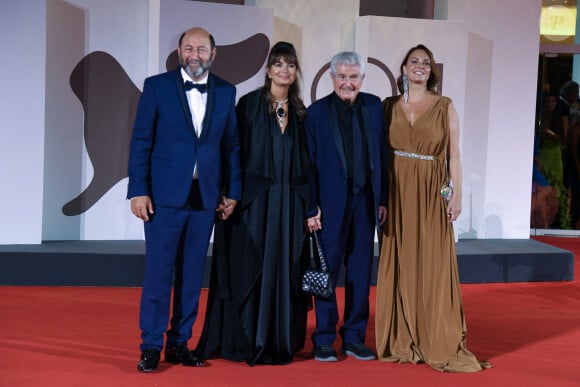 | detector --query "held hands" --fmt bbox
[306,207,322,233]
[131,196,154,222]
[305,205,387,231]
[216,196,238,220]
